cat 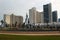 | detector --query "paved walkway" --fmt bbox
[0,31,60,36]
[0,33,60,36]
